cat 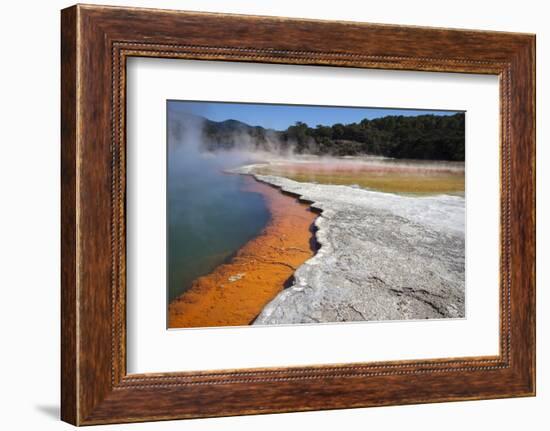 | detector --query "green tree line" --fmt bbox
[200,112,465,161]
